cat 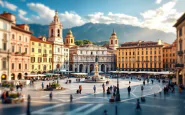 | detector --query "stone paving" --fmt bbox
[0,78,184,115]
